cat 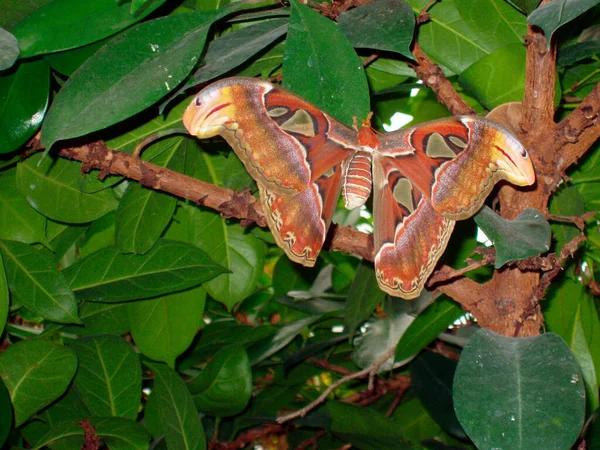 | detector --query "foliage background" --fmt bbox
[0,0,599,448]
